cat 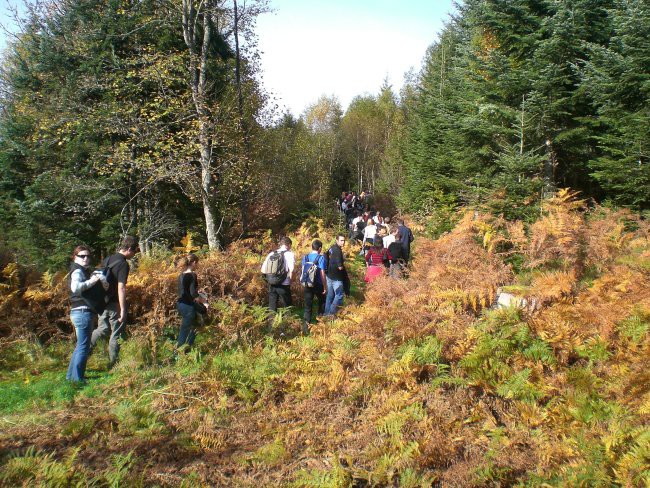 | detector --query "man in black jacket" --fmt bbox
[396,219,414,263]
[325,234,346,316]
